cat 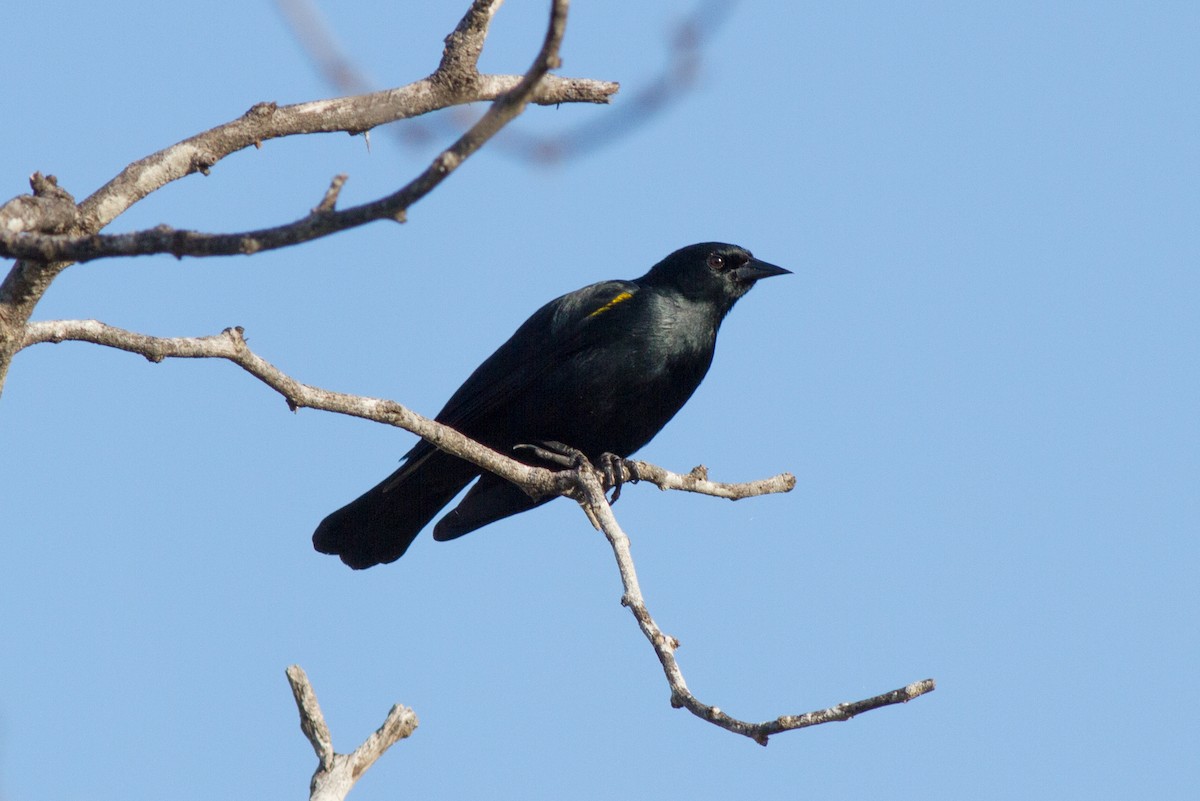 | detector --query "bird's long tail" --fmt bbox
[313,452,478,569]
